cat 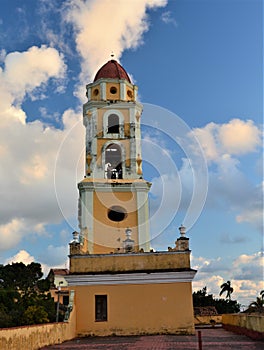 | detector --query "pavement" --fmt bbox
[40,328,264,349]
